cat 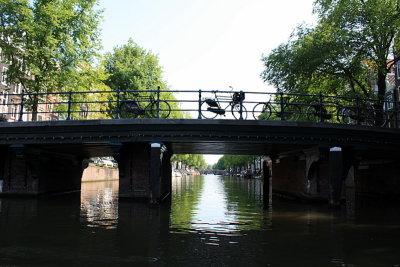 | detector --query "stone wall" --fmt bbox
[82,166,119,182]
